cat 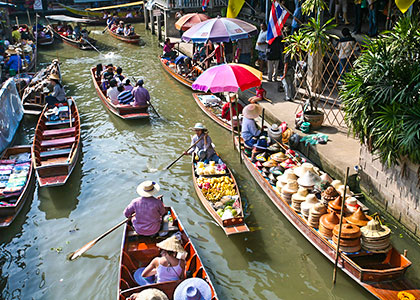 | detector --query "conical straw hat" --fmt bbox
[345,207,372,227]
[293,163,315,178]
[156,235,186,254]
[279,169,297,184]
[361,219,391,238]
[297,170,321,187]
